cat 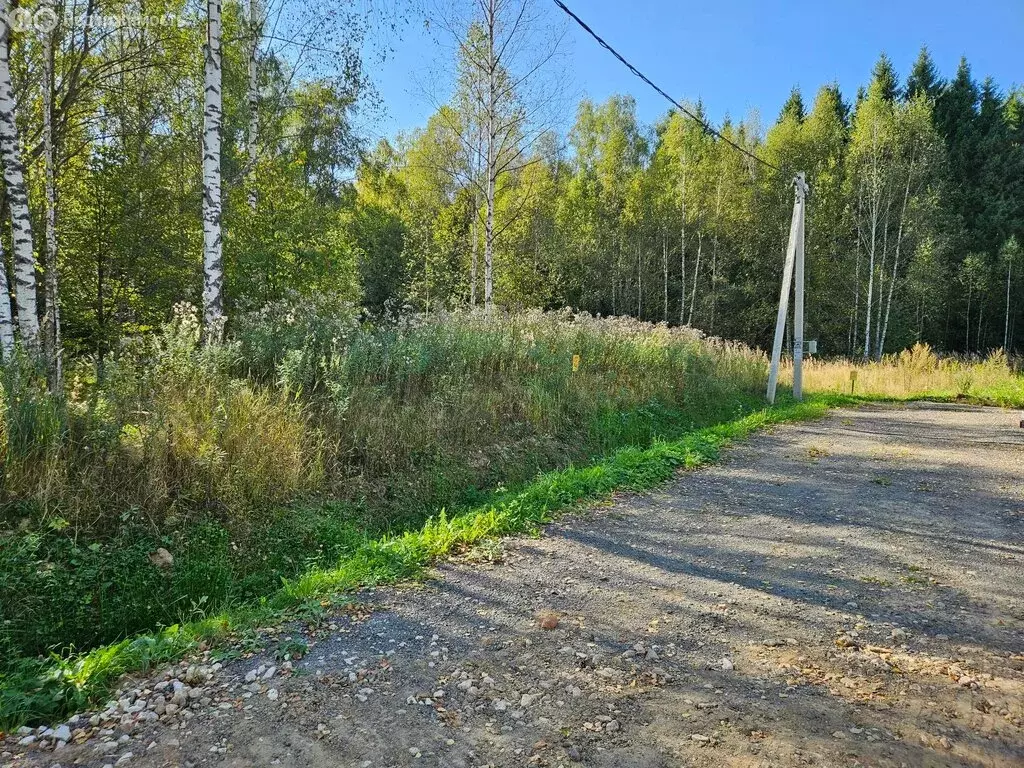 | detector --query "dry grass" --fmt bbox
[782,344,1023,406]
